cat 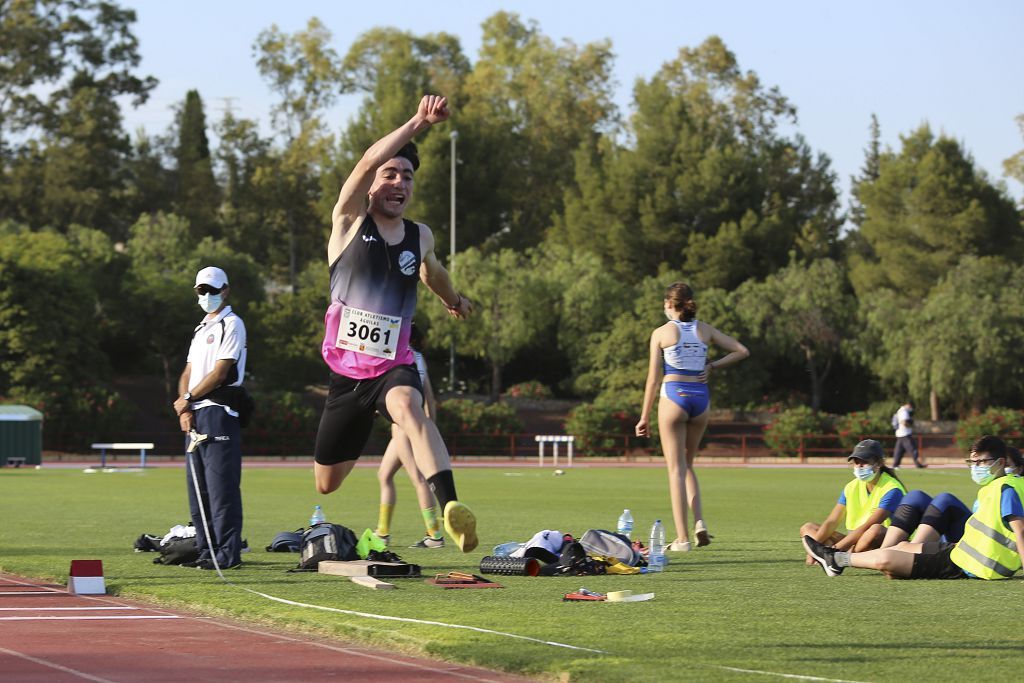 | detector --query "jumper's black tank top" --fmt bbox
[321,215,420,379]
